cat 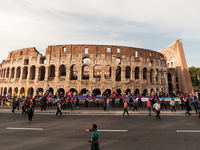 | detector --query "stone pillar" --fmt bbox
[89,66,93,81]
[77,65,82,81]
[111,67,116,83]
[121,66,125,81]
[101,66,105,82]
[44,66,49,82]
[66,65,70,81]
[140,67,143,81]
[54,65,59,82]
[147,69,150,85]
[35,67,39,82]
[27,67,31,81]
[132,67,135,80]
